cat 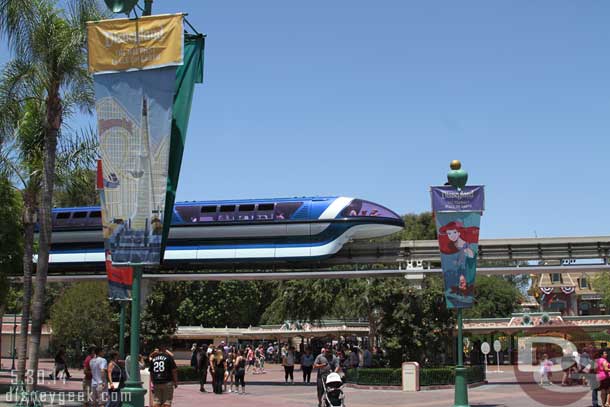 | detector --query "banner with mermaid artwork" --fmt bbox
[431,185,485,309]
